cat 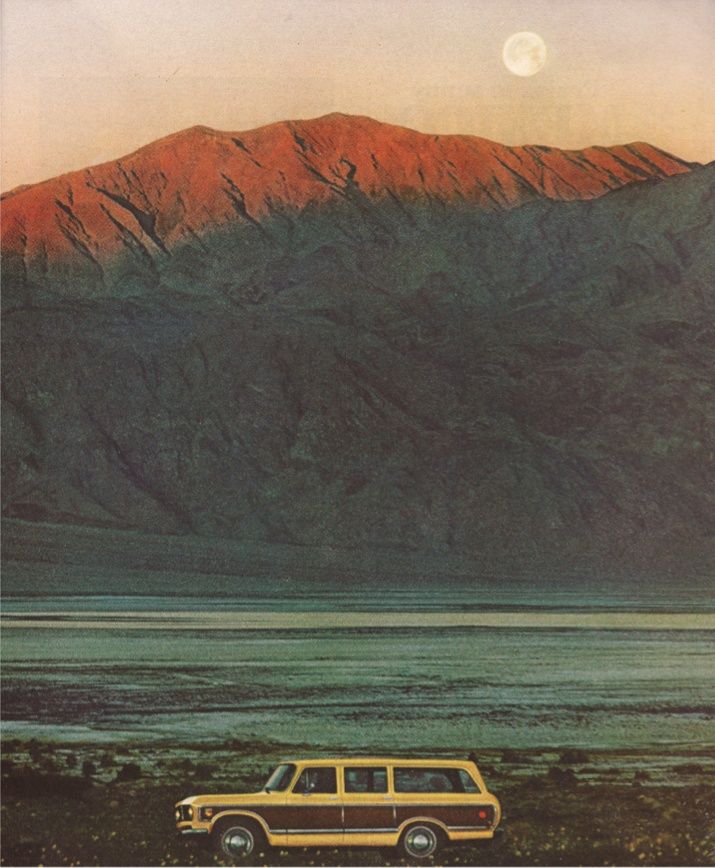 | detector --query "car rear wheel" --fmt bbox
[399,823,442,861]
[213,818,264,864]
